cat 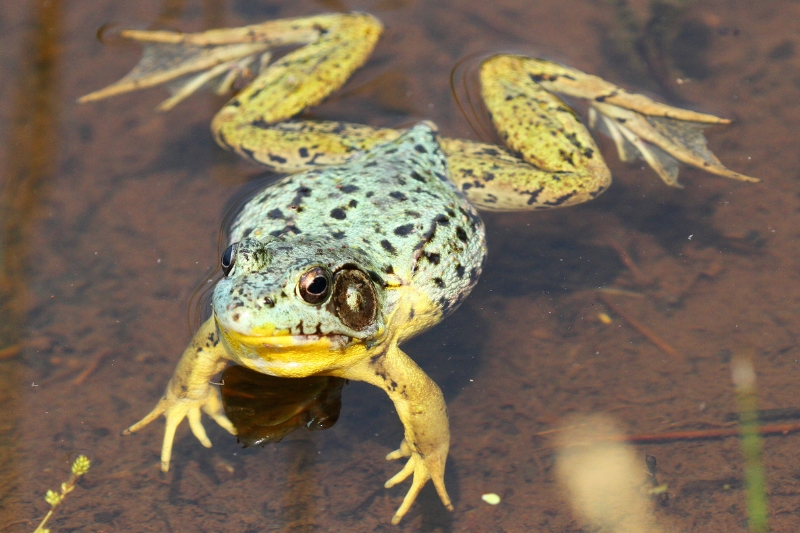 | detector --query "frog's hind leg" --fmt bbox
[444,54,756,211]
[208,13,406,172]
[484,55,757,188]
[441,136,611,210]
[442,53,616,211]
[79,13,383,113]
[80,13,399,172]
[79,33,271,110]
[78,20,300,108]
